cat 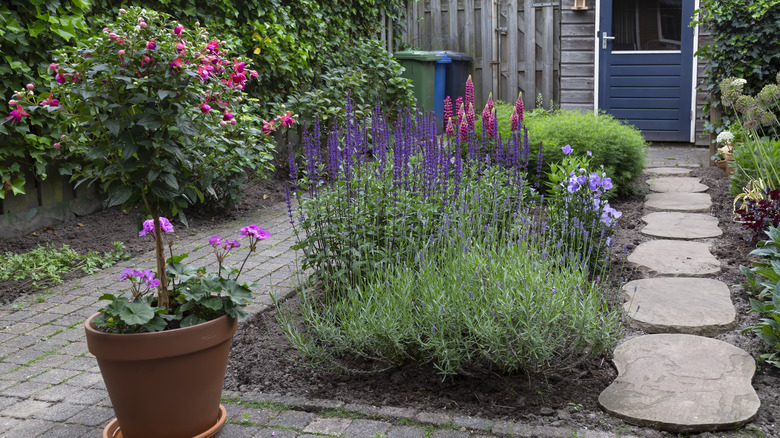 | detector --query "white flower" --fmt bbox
[716,130,734,145]
[733,78,747,86]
